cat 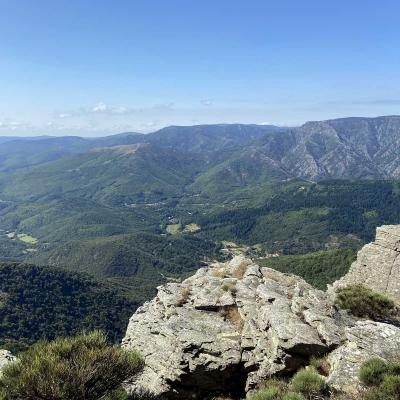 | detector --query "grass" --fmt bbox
[176,285,192,306]
[166,223,181,234]
[17,233,38,244]
[219,306,244,330]
[359,358,400,400]
[231,260,251,279]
